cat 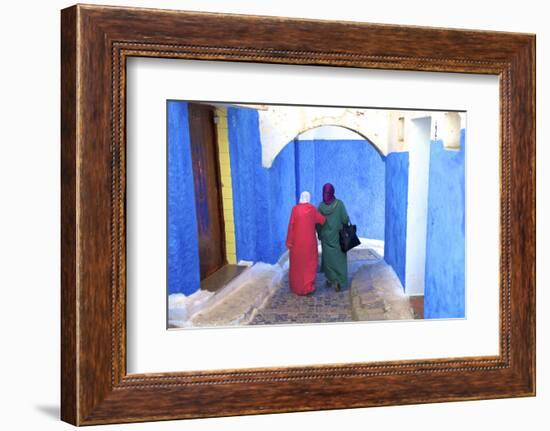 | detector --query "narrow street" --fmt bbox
[179,246,419,328]
[250,247,416,326]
